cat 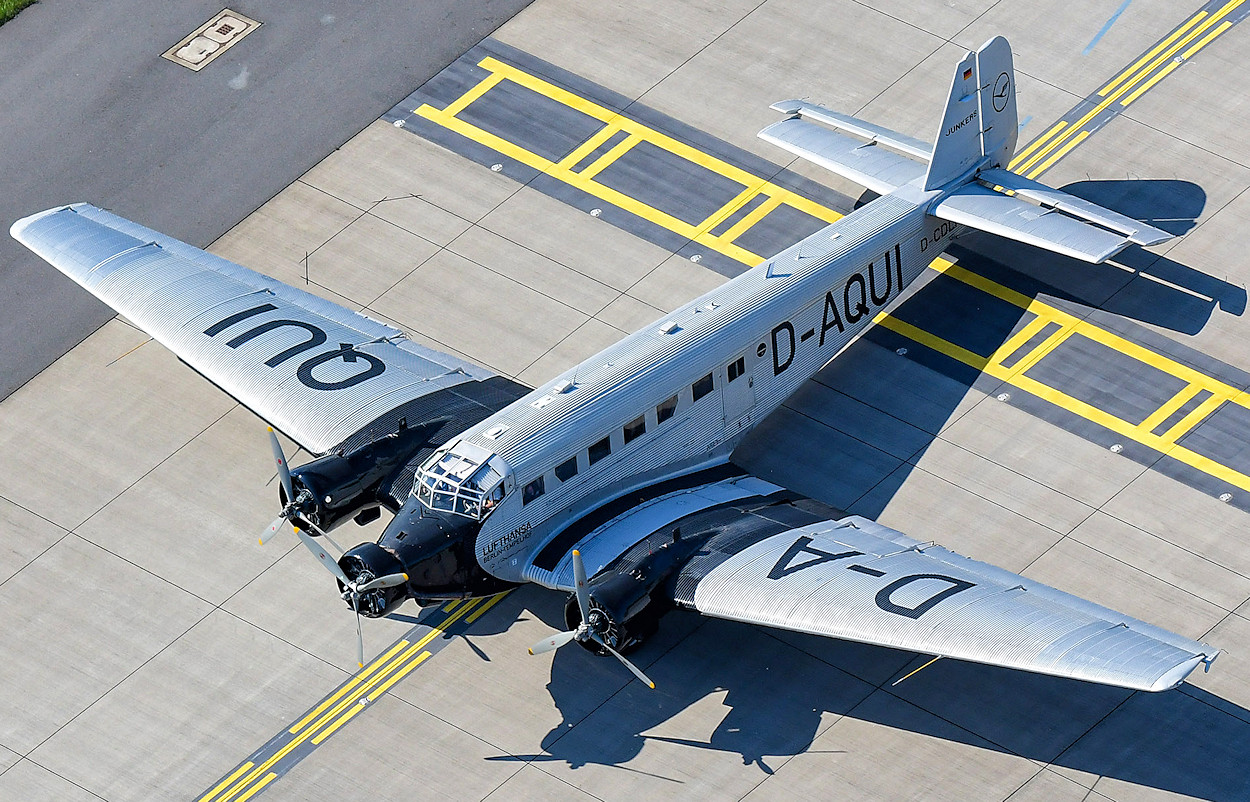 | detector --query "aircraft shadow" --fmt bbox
[485,590,1250,800]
